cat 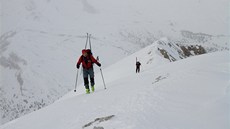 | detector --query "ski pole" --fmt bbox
[74,69,79,92]
[100,68,106,89]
